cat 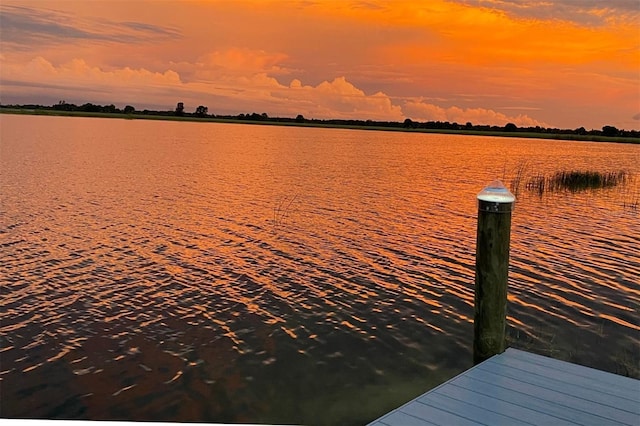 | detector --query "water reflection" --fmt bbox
[1,115,638,424]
